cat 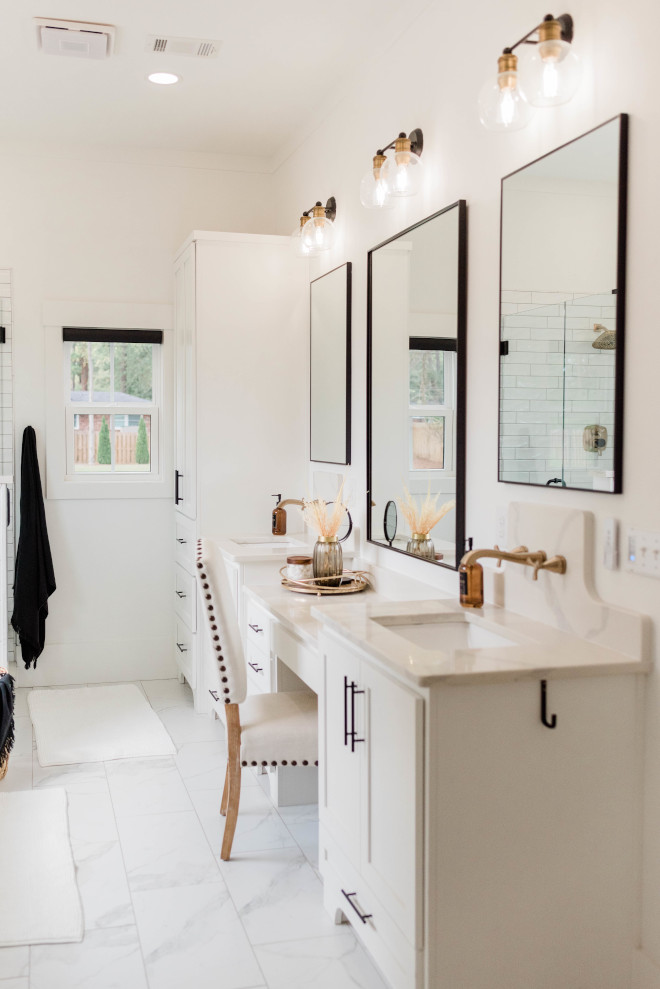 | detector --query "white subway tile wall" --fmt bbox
[0,270,15,664]
[499,290,616,489]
